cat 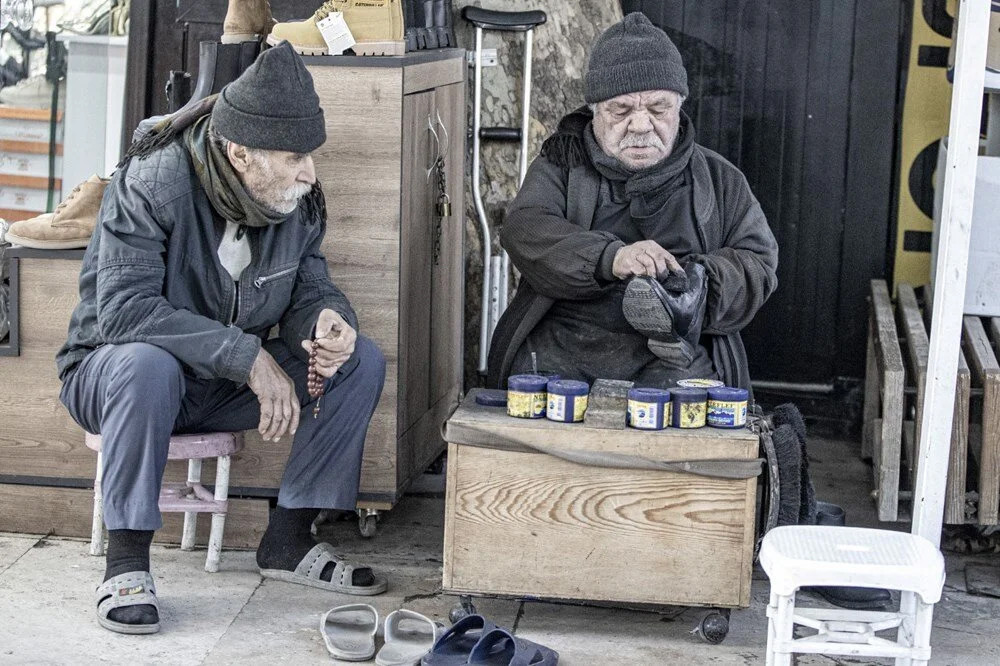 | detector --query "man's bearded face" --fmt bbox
[592,90,683,170]
[242,149,316,216]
